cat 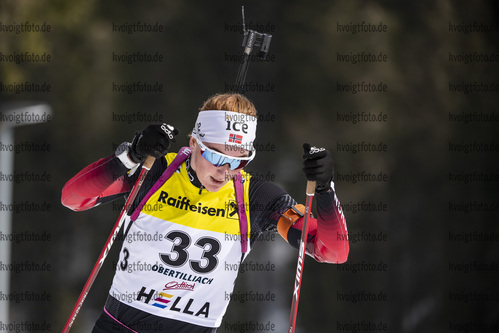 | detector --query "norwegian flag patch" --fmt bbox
[228,133,243,144]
